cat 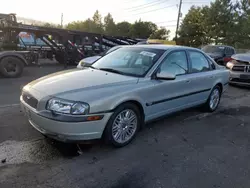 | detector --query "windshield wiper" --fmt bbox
[99,68,125,75]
